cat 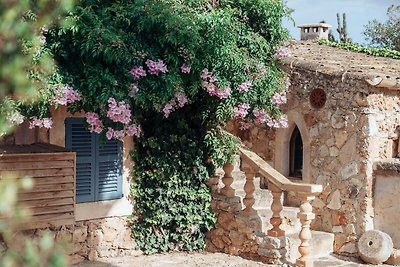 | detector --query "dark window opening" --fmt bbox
[290,126,303,179]
[313,27,319,33]
[304,28,309,33]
